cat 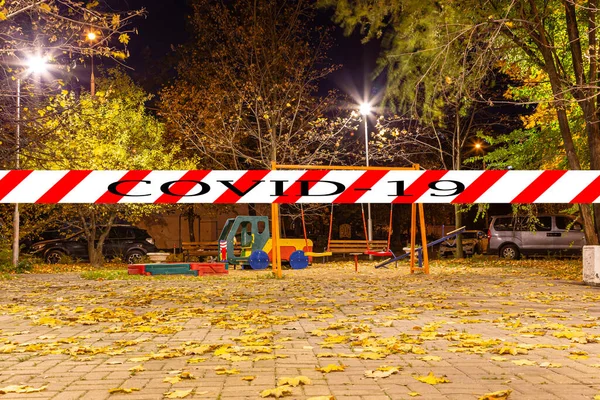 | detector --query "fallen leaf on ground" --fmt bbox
[408,393,420,397]
[277,376,312,386]
[164,389,193,399]
[0,385,47,394]
[316,364,345,373]
[129,365,145,374]
[260,386,292,398]
[413,372,450,385]
[539,362,561,368]
[511,359,536,366]
[242,376,256,381]
[364,367,400,379]
[108,387,140,394]
[478,389,512,400]
[215,367,240,375]
[419,356,442,361]
[163,376,181,384]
